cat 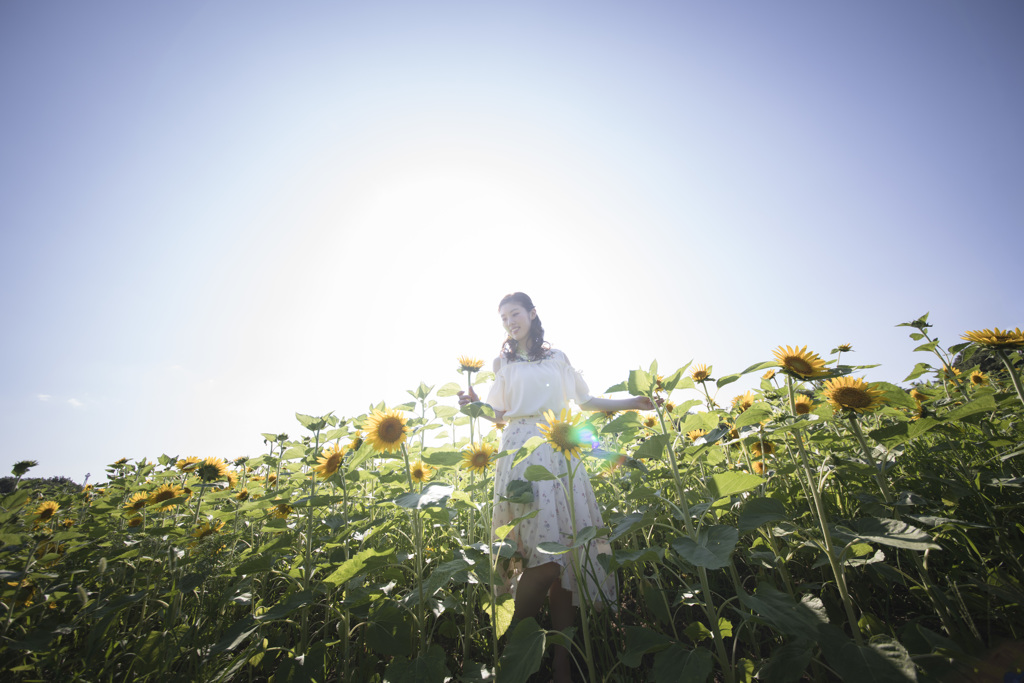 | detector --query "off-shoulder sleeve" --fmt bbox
[558,351,593,406]
[485,359,508,413]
